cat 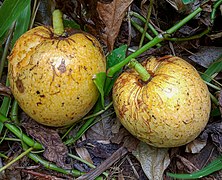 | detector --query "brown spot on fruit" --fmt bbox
[57,60,66,74]
[16,78,25,93]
